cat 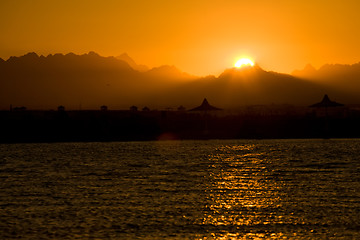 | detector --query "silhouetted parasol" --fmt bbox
[310,94,344,108]
[189,98,222,111]
[309,94,344,139]
[189,98,222,137]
